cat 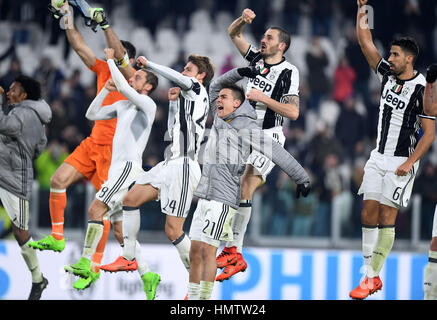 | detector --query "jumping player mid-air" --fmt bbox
[216,7,301,282]
[64,48,160,298]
